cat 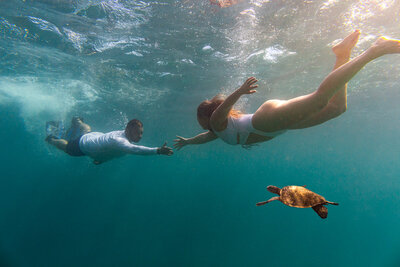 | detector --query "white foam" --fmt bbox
[0,77,98,132]
[250,0,270,7]
[245,45,296,63]
[319,0,340,11]
[181,59,195,65]
[126,50,144,56]
[343,0,396,28]
[240,8,256,18]
[202,45,213,51]
[28,16,62,36]
[246,50,265,61]
[63,28,87,52]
